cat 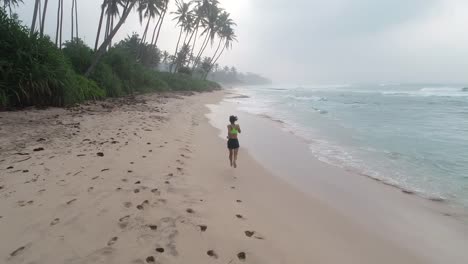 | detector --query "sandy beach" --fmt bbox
[1,91,467,264]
